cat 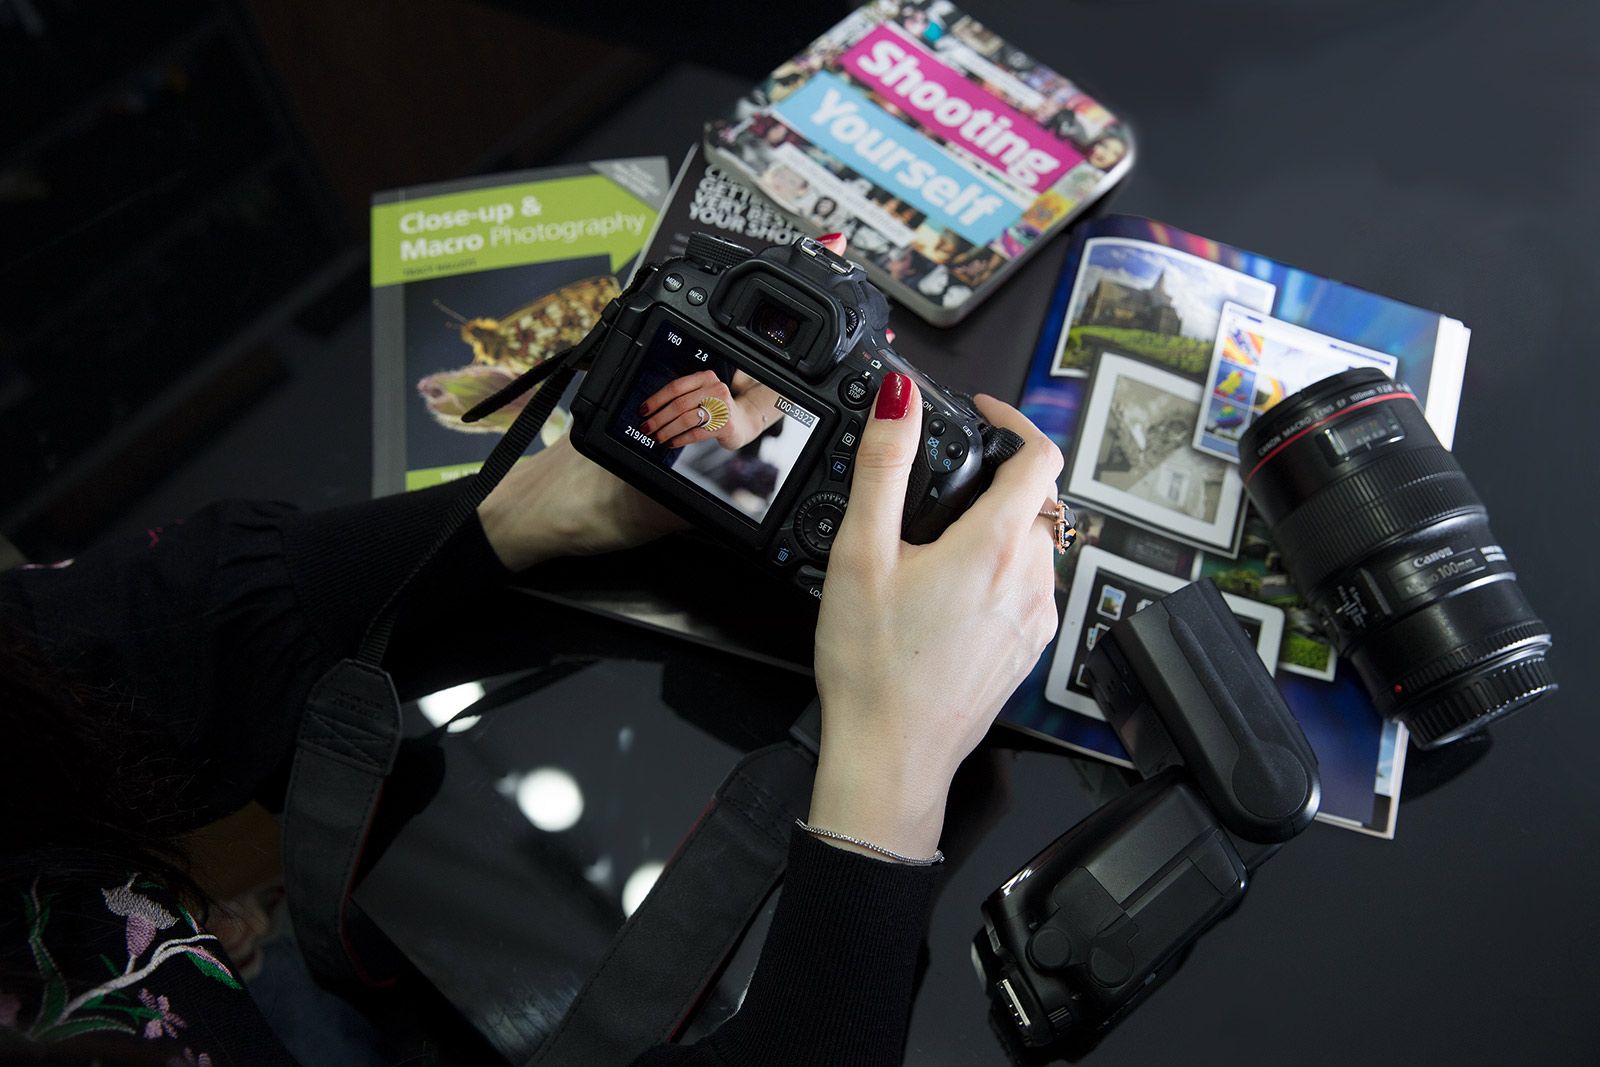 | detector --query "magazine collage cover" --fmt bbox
[371,158,669,494]
[705,0,1132,325]
[634,144,809,269]
[1004,215,1472,837]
